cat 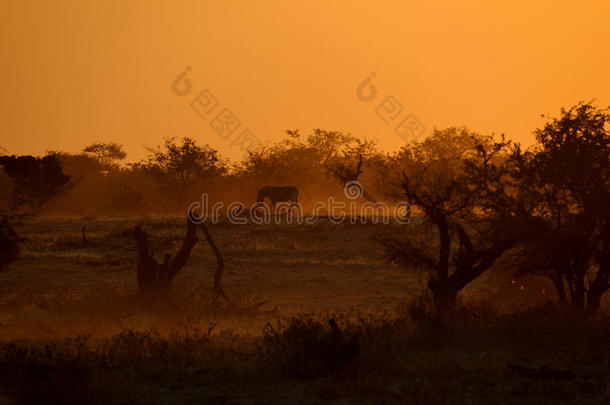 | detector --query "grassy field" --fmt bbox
[0,217,608,404]
[0,216,425,338]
